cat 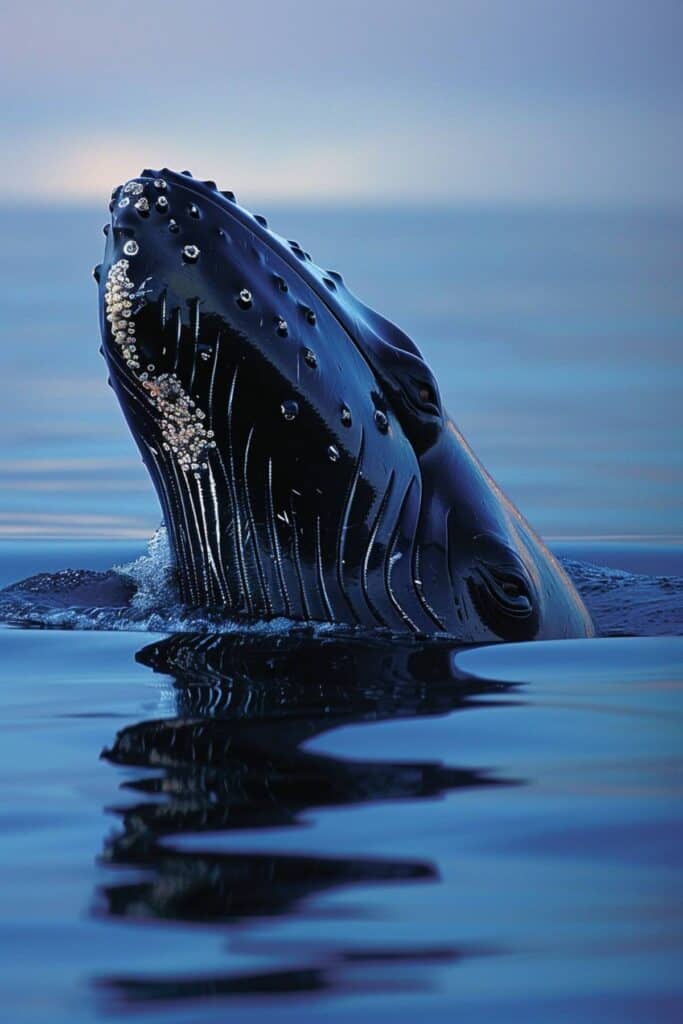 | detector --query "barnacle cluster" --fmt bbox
[104,259,140,372]
[104,258,214,474]
[142,373,215,473]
